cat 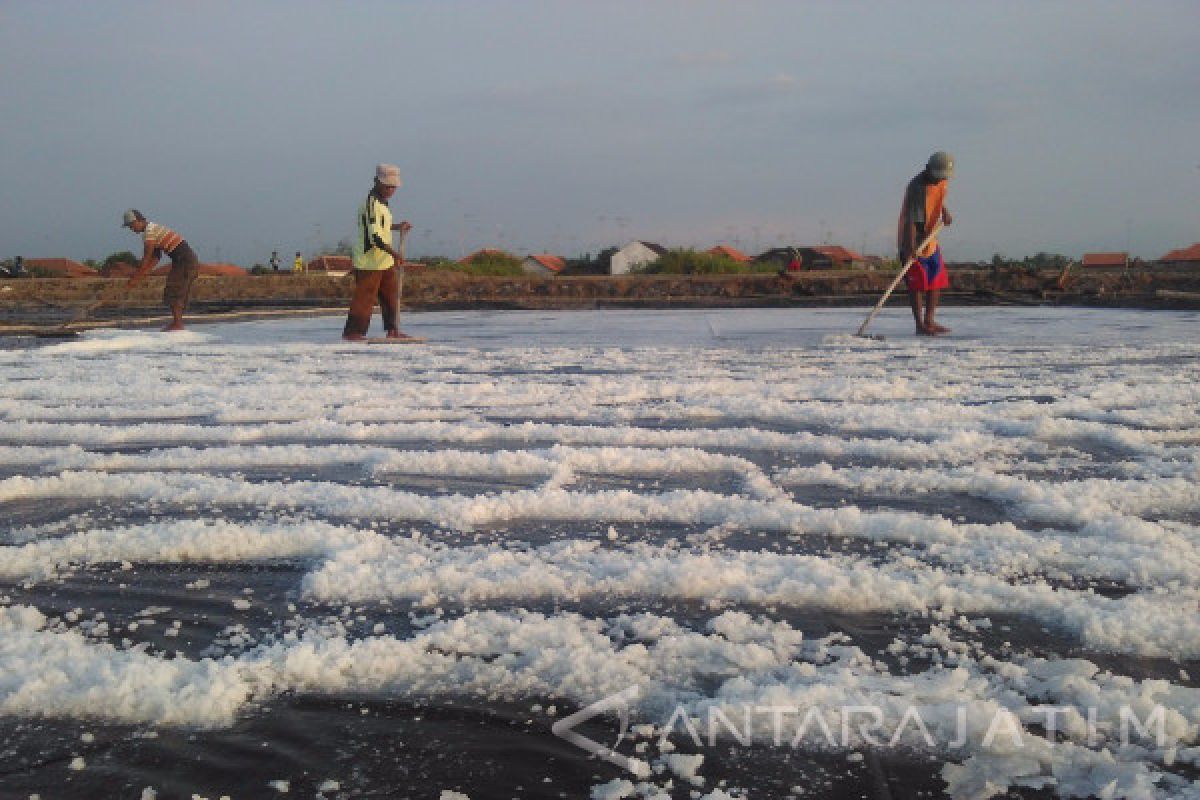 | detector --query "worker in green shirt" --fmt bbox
[343,163,413,340]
